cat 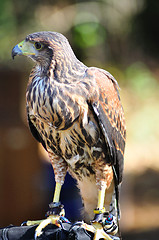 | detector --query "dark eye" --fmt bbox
[34,42,42,50]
